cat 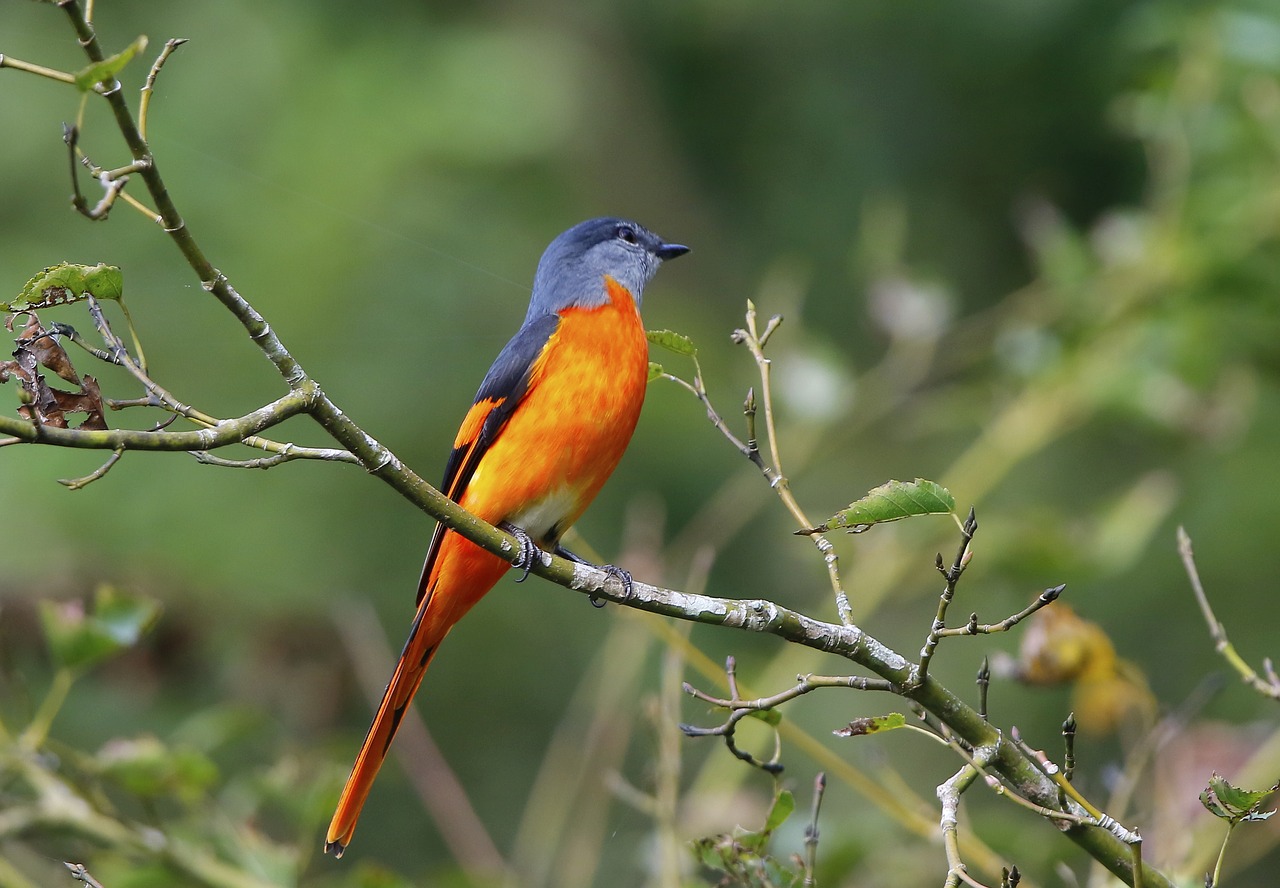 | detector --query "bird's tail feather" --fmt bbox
[325,599,441,857]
